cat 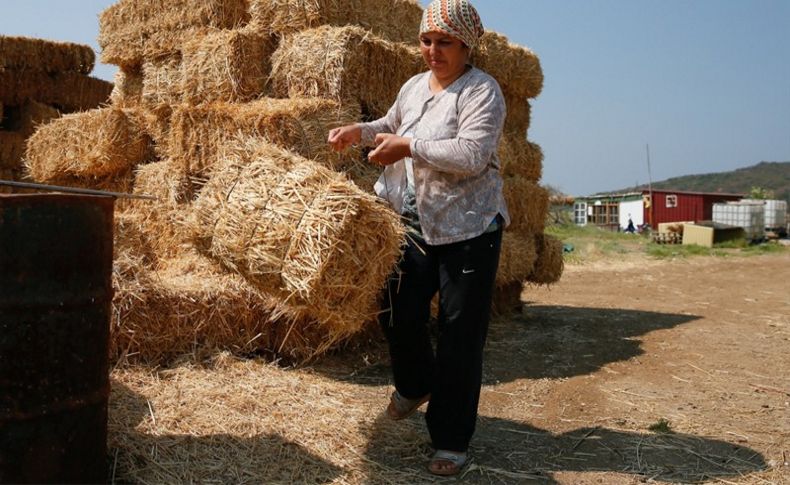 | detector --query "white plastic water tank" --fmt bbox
[712,201,765,240]
[764,200,787,228]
